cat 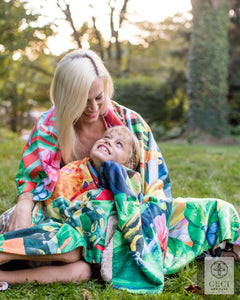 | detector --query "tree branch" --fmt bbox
[91,15,104,60]
[56,0,82,48]
[119,0,129,28]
